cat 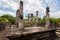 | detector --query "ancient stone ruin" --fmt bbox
[6,0,57,40]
